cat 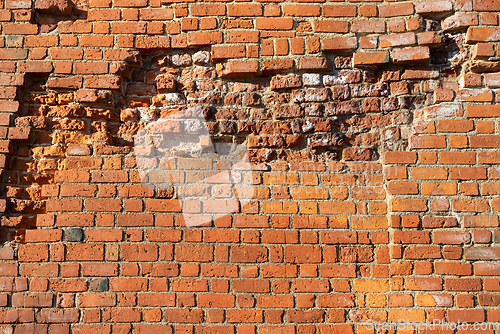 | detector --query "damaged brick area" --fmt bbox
[1,0,500,332]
